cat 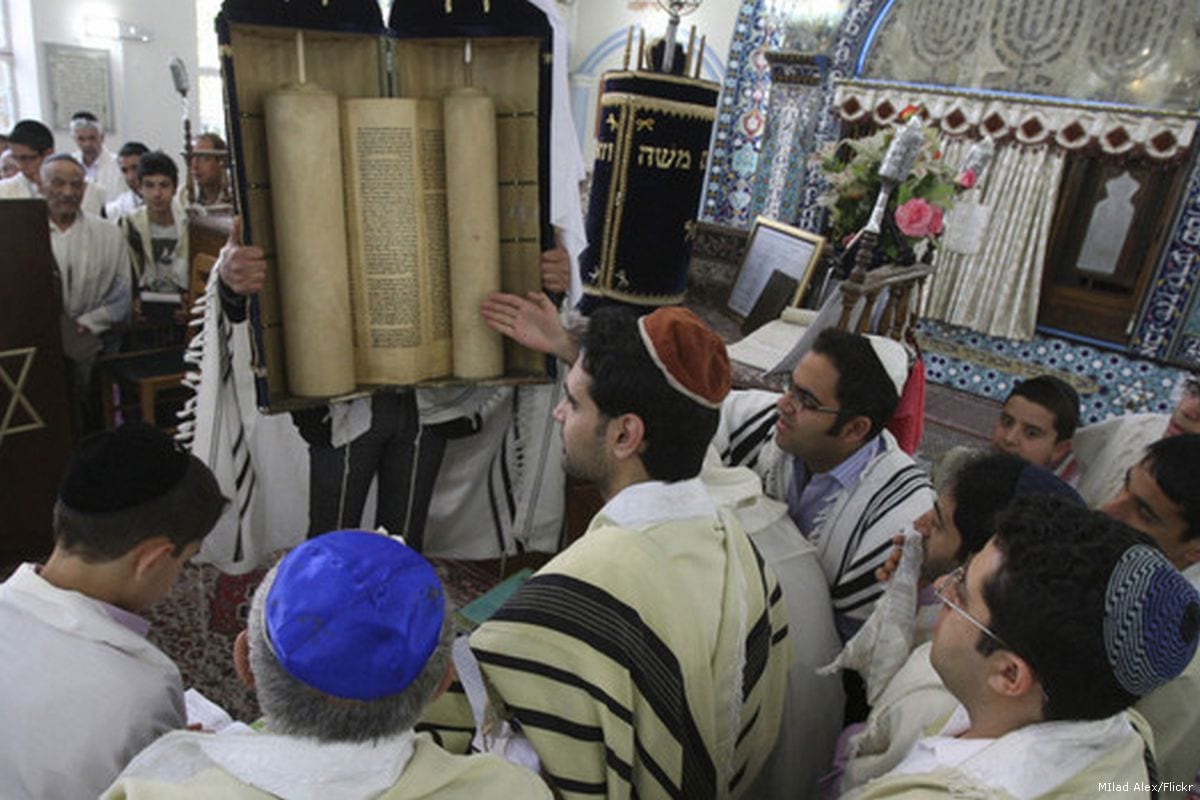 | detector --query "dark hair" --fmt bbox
[810,328,899,439]
[950,452,1083,560]
[71,111,99,123]
[1006,375,1080,441]
[118,141,150,158]
[196,132,228,153]
[580,306,717,482]
[52,456,227,561]
[7,119,54,153]
[981,496,1157,721]
[137,150,179,186]
[1142,434,1200,542]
